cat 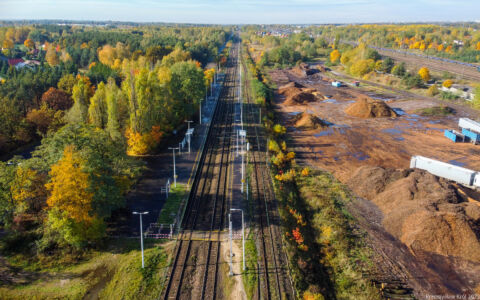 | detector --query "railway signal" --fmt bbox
[132,211,149,268]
